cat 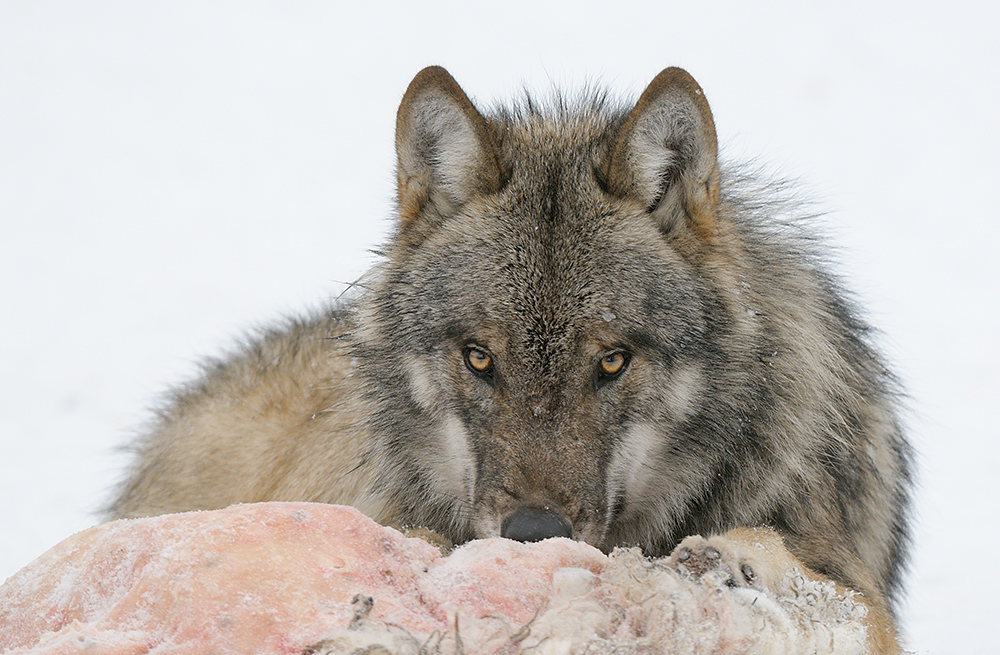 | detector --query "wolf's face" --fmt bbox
[394,169,720,548]
[361,67,736,551]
